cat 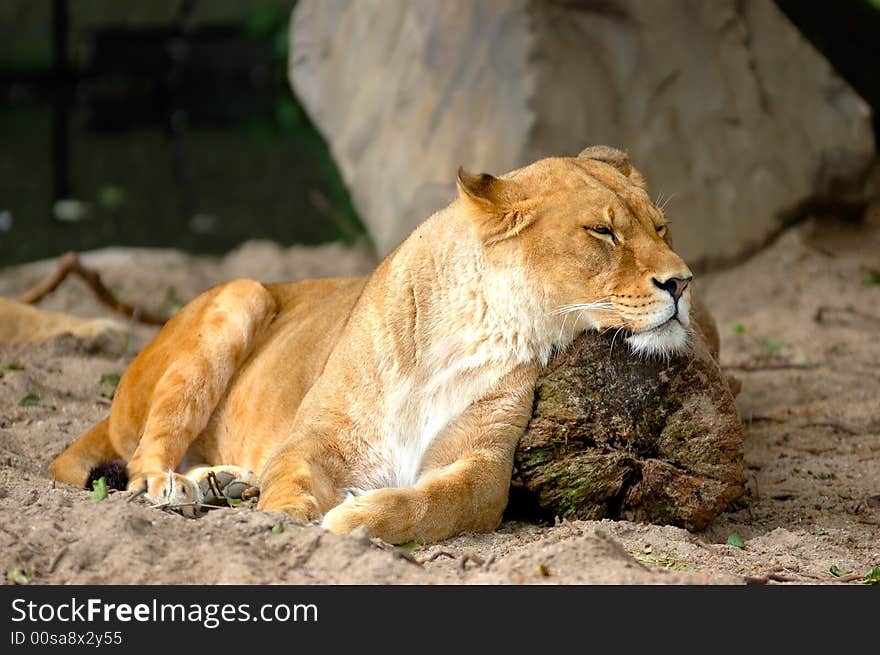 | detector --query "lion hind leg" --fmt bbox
[125,280,276,506]
[50,418,122,488]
